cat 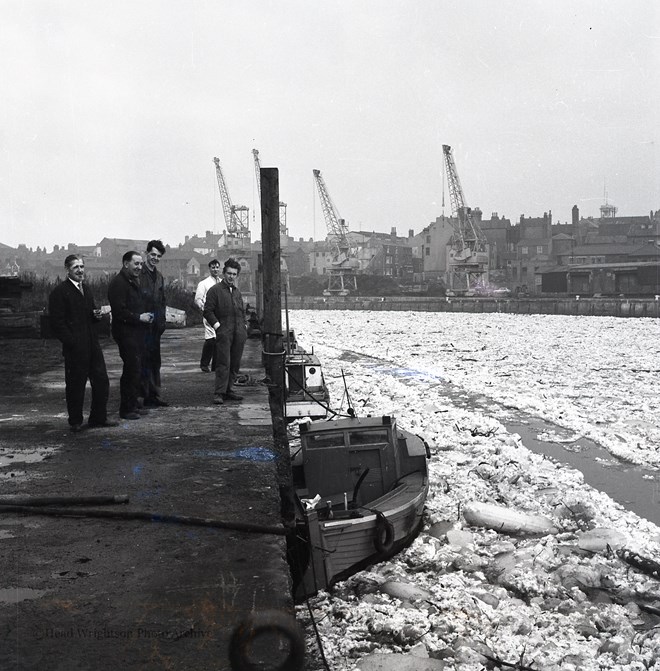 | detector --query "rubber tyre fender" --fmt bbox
[229,609,305,671]
[373,511,395,554]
